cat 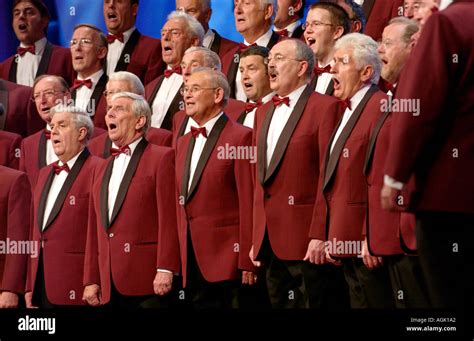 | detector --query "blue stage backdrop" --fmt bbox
[1,0,313,62]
